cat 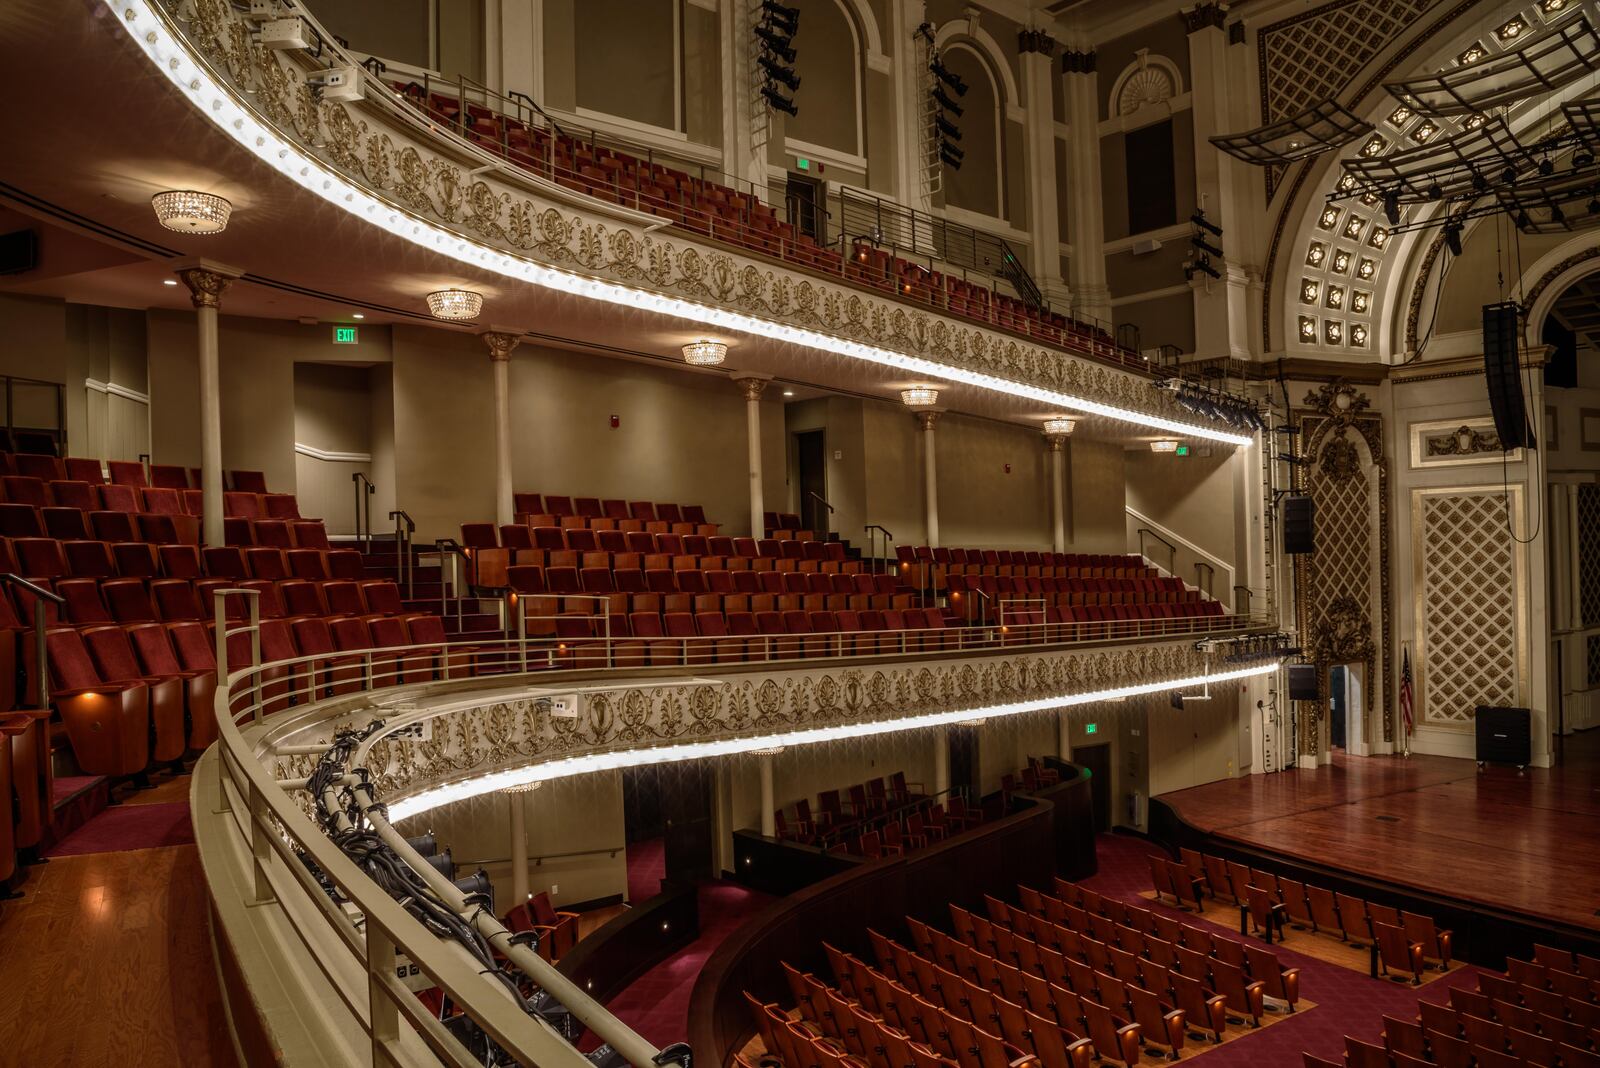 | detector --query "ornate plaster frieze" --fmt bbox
[265,640,1237,814]
[141,0,1217,436]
